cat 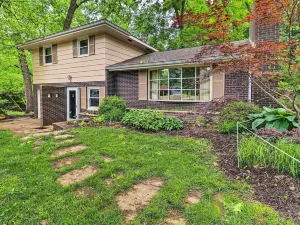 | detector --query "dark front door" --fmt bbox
[69,90,77,119]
